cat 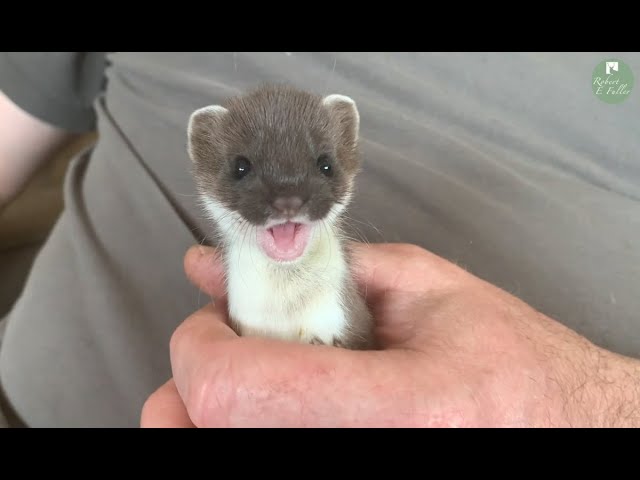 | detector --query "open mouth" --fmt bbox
[257,222,312,262]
